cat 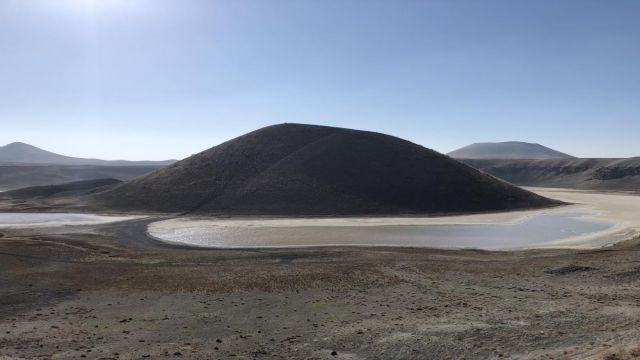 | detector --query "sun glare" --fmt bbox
[52,0,135,14]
